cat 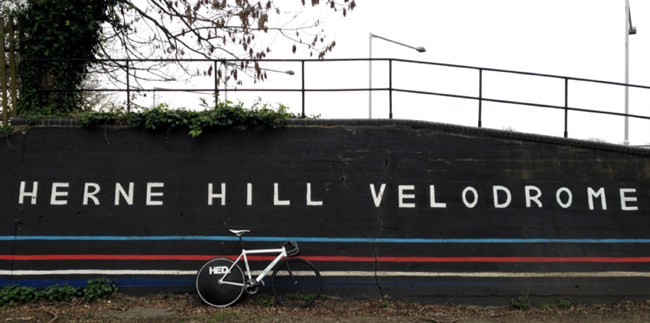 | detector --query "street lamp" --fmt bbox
[624,0,636,146]
[369,33,426,119]
[223,63,294,101]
